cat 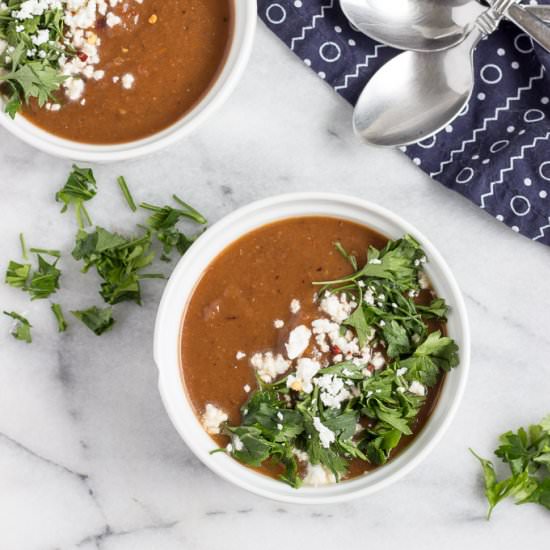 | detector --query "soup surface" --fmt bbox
[181,217,449,485]
[22,0,233,144]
